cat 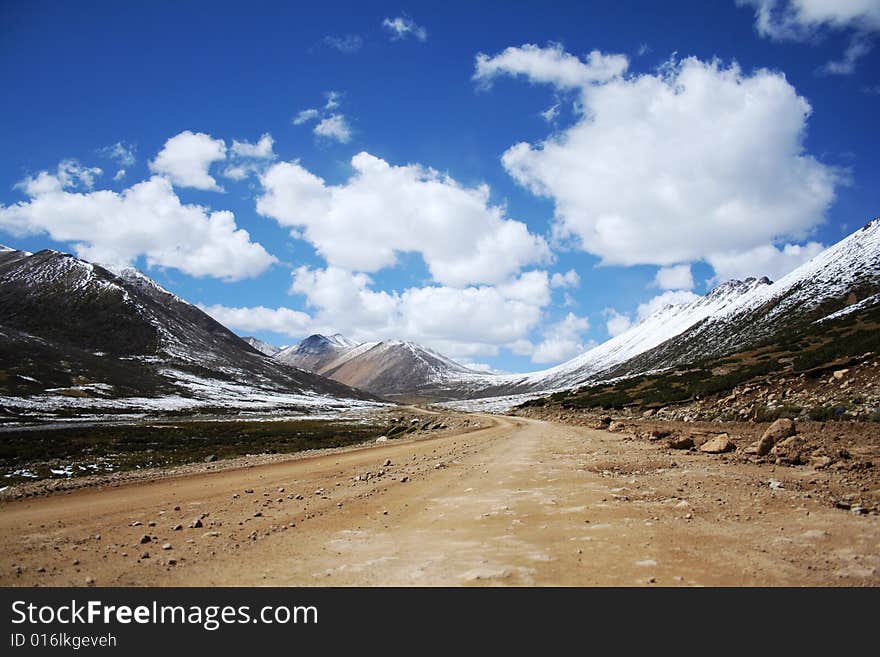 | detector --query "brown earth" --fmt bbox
[1,412,878,586]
